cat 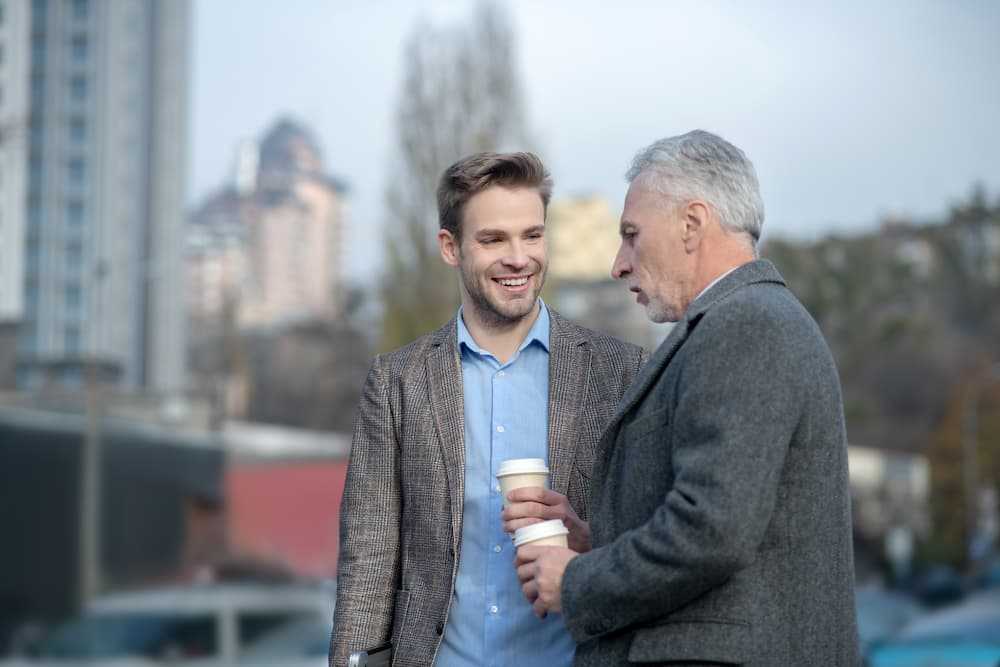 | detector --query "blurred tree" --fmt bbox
[379,2,533,351]
[926,369,1000,568]
[243,317,371,433]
